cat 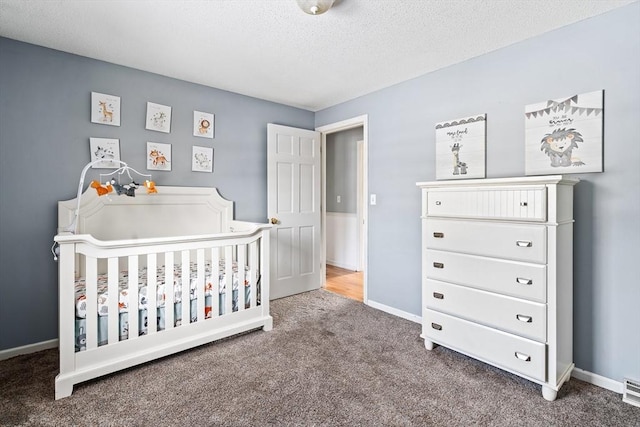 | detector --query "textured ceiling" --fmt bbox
[0,0,635,111]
